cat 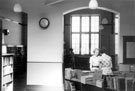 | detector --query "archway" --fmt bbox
[63,6,120,90]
